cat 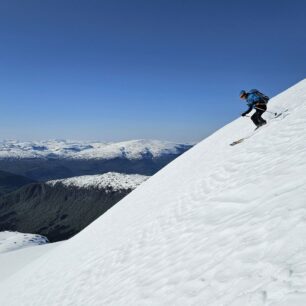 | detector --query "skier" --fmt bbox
[240,89,269,128]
